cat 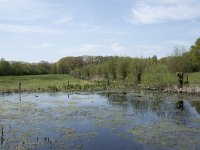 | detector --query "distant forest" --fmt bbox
[1,38,200,83]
